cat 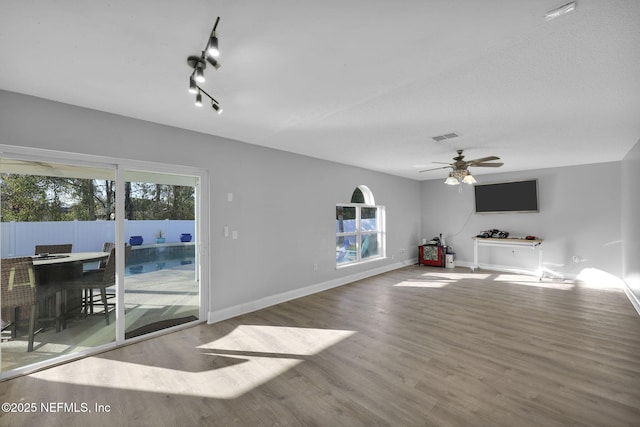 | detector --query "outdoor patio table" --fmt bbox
[32,252,109,330]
